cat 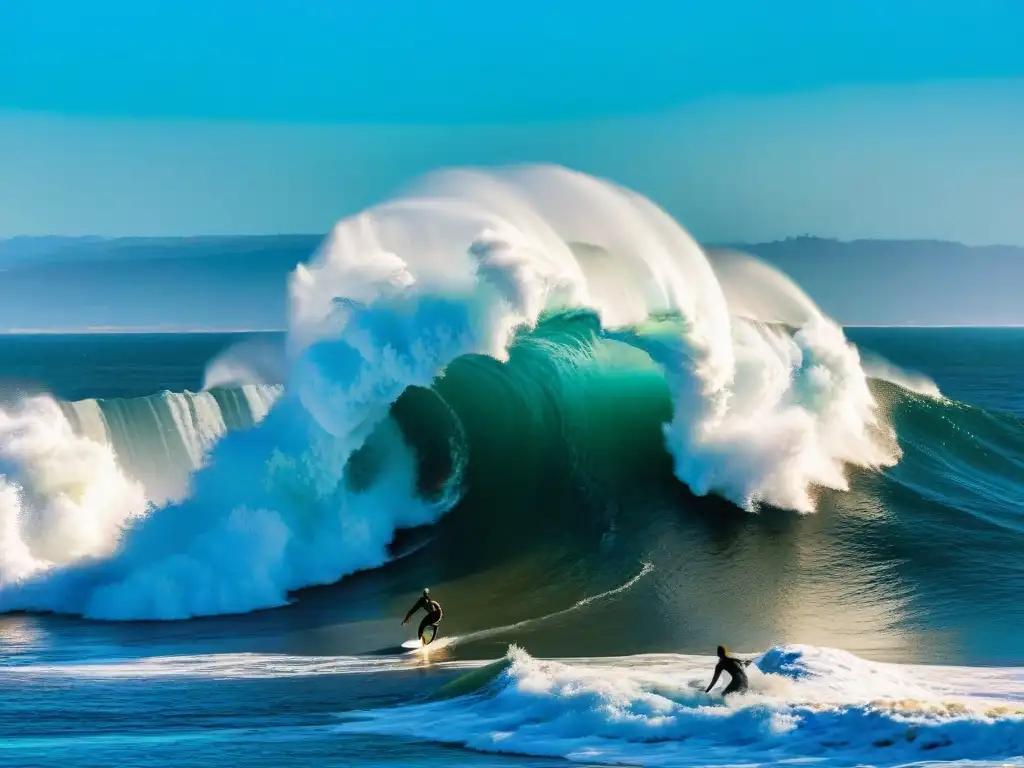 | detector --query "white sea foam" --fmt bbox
[862,351,945,399]
[336,643,1024,767]
[0,397,149,586]
[202,335,288,390]
[0,165,900,619]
